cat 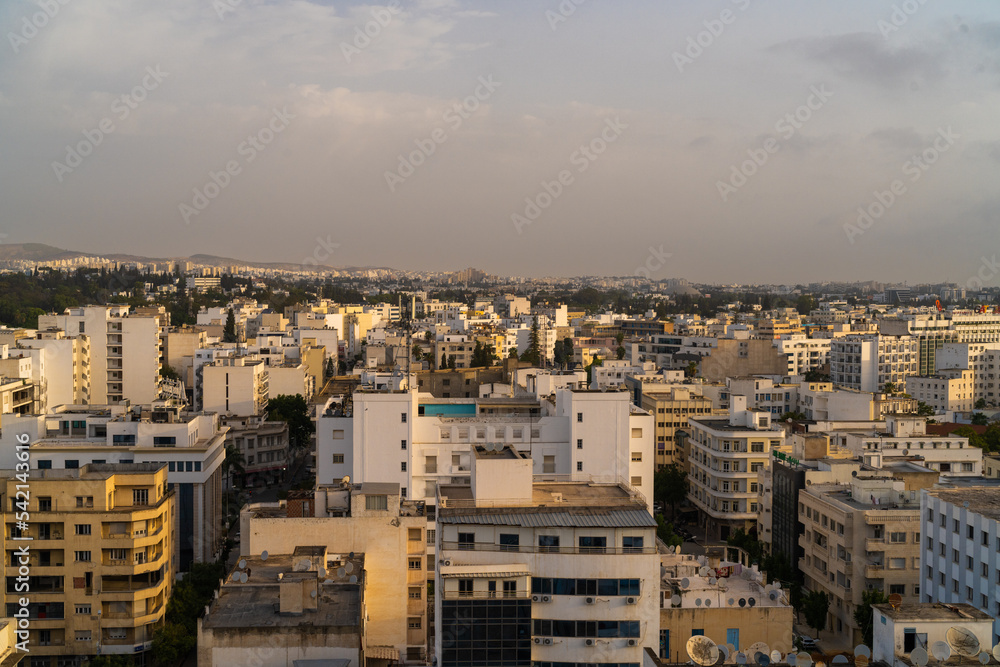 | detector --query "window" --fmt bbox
[631,428,642,438]
[65,460,79,469]
[75,524,91,536]
[889,584,905,596]
[74,551,91,562]
[577,412,583,422]
[577,462,583,472]
[401,461,407,472]
[499,533,519,552]
[425,456,437,474]
[458,579,473,597]
[332,429,344,439]
[631,476,642,486]
[401,439,407,450]
[408,528,421,541]
[889,532,906,544]
[366,495,388,511]
[110,549,127,561]
[408,558,421,570]
[75,631,92,641]
[623,536,644,553]
[332,454,344,464]
[631,452,642,462]
[401,413,407,423]
[751,442,764,452]
[408,587,421,600]
[408,617,422,629]
[538,535,560,553]
[152,436,176,446]
[75,605,91,615]
[578,536,607,553]
[458,533,475,550]
[503,580,517,598]
[543,456,555,473]
[133,489,149,505]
